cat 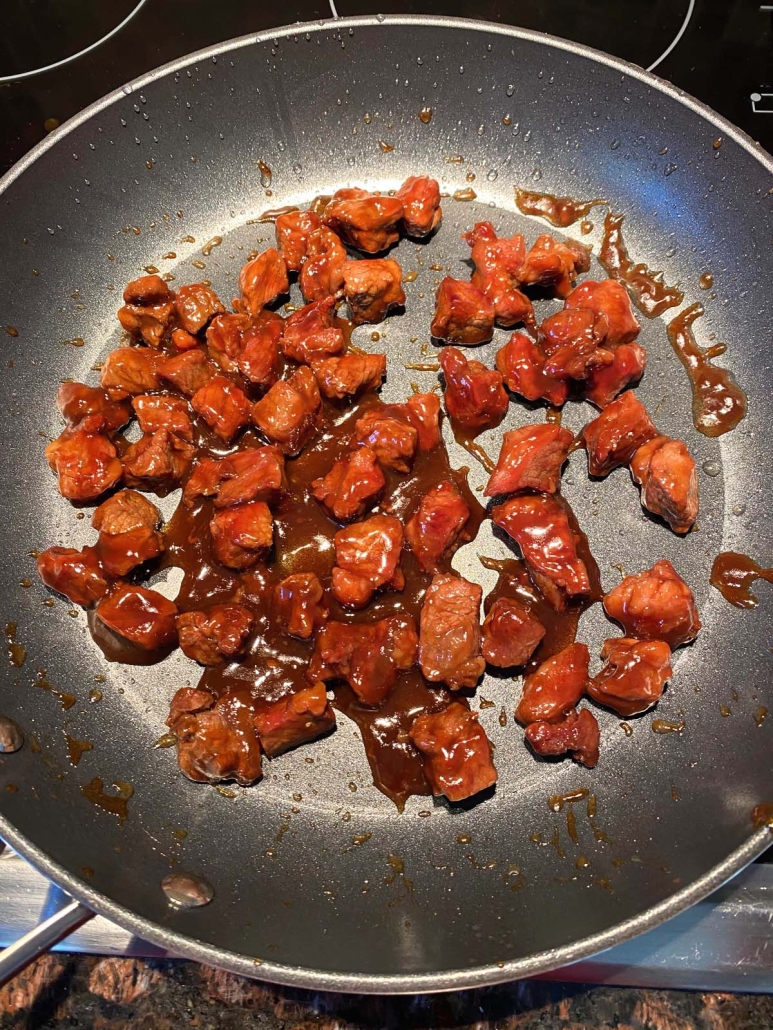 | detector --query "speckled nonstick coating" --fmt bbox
[0,15,771,994]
